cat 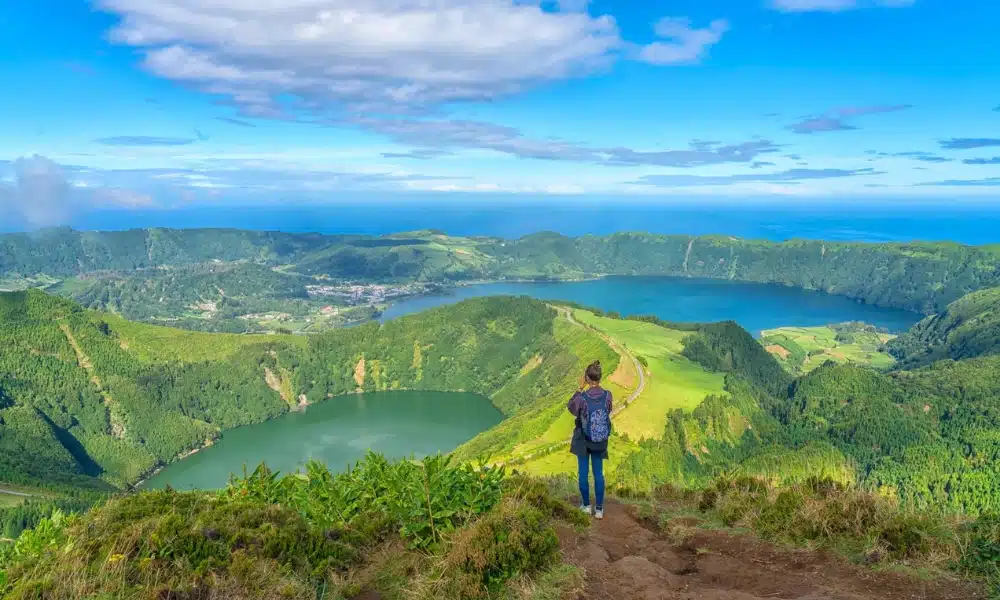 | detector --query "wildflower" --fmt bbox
[107,553,125,564]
